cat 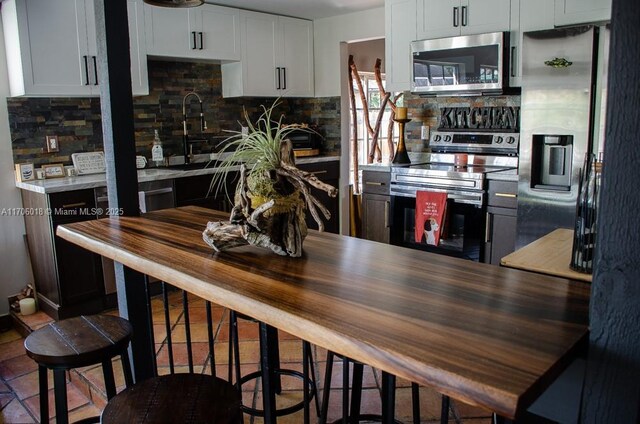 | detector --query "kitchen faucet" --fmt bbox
[182,91,207,164]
